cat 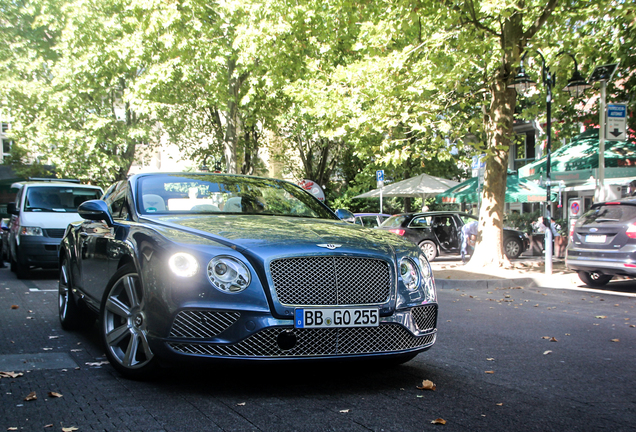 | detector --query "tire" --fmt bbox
[504,238,523,260]
[100,263,157,379]
[577,271,613,287]
[59,257,95,330]
[418,240,438,261]
[15,251,30,279]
